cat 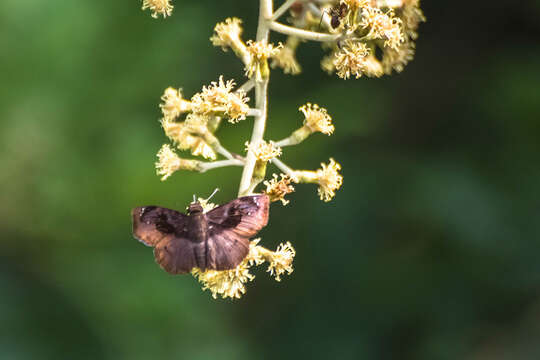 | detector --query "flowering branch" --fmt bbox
[140,0,425,299]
